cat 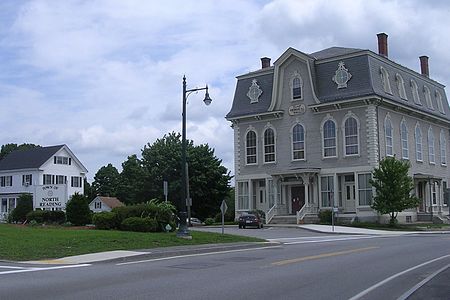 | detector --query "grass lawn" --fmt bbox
[0,224,263,261]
